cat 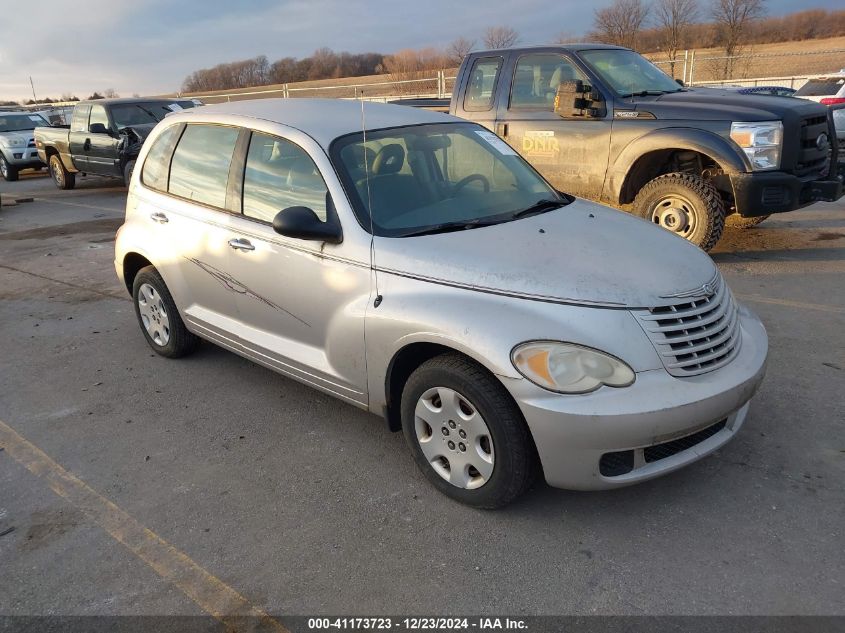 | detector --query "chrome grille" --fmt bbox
[633,272,741,377]
[795,114,831,177]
